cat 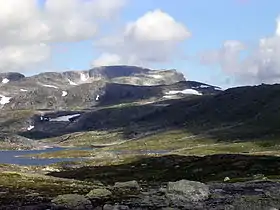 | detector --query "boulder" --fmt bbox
[113,180,141,195]
[51,194,93,210]
[86,188,112,200]
[166,180,209,206]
